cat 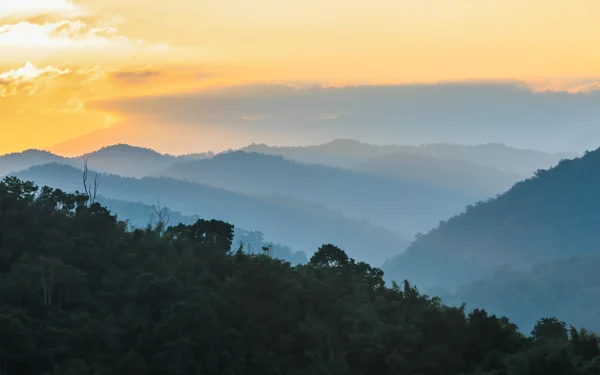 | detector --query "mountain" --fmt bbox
[153,151,478,235]
[81,144,178,177]
[241,139,395,168]
[382,148,600,291]
[4,175,598,374]
[11,163,407,265]
[354,151,524,196]
[240,139,576,176]
[444,255,600,333]
[1,145,214,179]
[0,149,67,176]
